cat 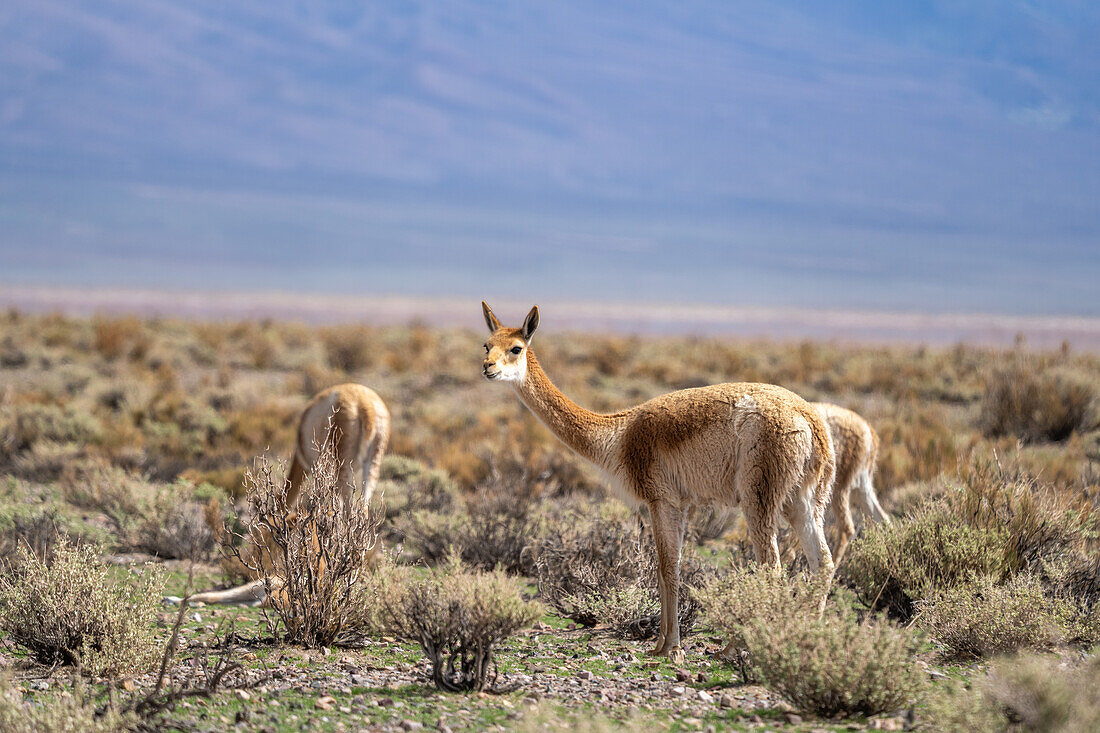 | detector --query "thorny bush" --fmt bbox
[225,441,382,647]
